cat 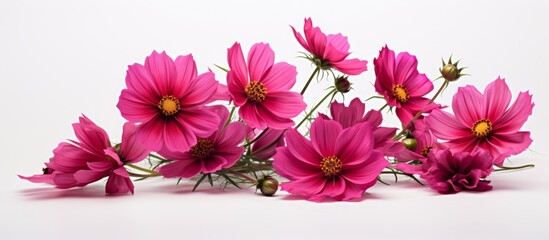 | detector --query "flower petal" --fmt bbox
[284,128,323,166]
[280,175,325,196]
[173,54,198,98]
[425,109,470,140]
[158,156,202,178]
[494,91,534,134]
[336,121,374,165]
[484,77,512,121]
[406,73,433,97]
[310,118,342,157]
[106,167,134,194]
[181,72,219,107]
[227,42,249,85]
[144,51,177,95]
[452,85,484,126]
[137,116,166,152]
[273,148,322,180]
[262,91,306,118]
[247,43,274,82]
[239,103,267,130]
[331,58,368,75]
[260,62,297,92]
[124,63,160,104]
[343,151,388,185]
[120,122,150,163]
[117,90,159,123]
